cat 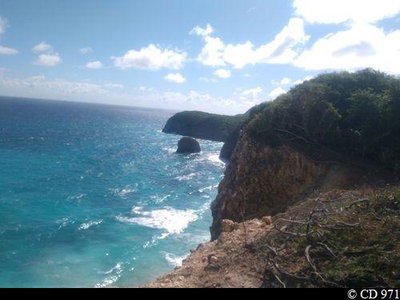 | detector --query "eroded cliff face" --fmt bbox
[210,131,328,240]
